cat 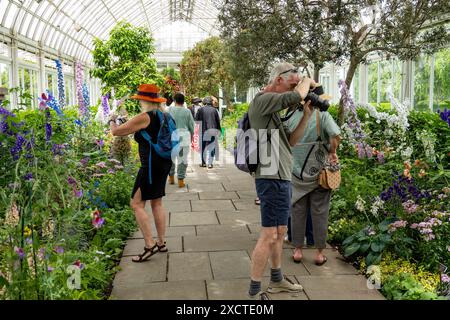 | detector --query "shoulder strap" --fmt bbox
[315,110,321,140]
